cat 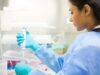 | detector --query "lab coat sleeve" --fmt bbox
[34,45,64,73]
[33,33,86,73]
[57,45,100,75]
[29,46,95,75]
